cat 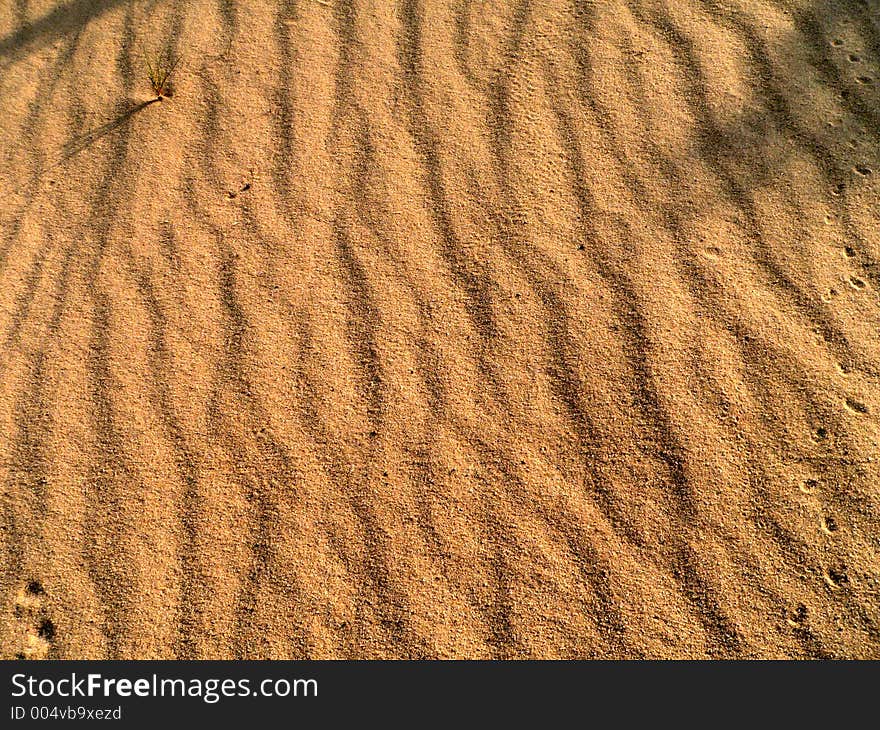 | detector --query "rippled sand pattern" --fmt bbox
[1,0,879,658]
